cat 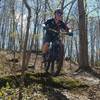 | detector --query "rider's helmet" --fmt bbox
[54,9,63,16]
